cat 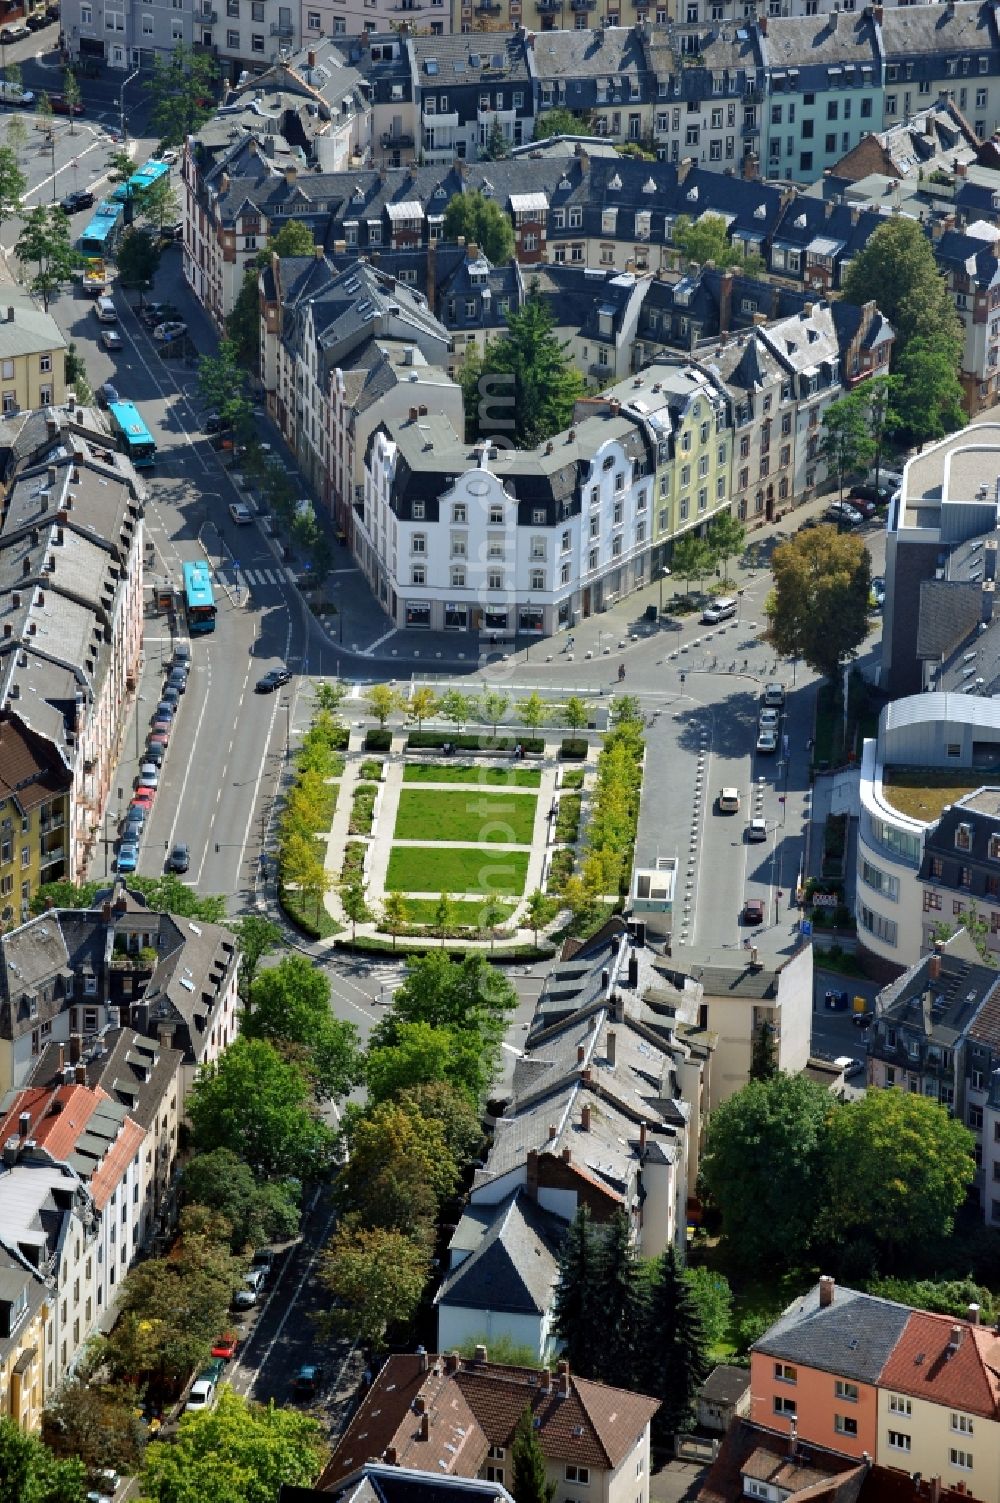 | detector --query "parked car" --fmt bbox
[142,301,181,326]
[849,482,895,507]
[49,91,84,112]
[212,1333,238,1360]
[166,667,187,693]
[743,897,765,925]
[756,728,778,754]
[824,501,863,528]
[137,763,159,790]
[229,501,252,525]
[717,787,740,814]
[762,682,786,708]
[166,843,189,873]
[205,412,230,435]
[293,1364,324,1400]
[0,23,30,41]
[130,787,155,810]
[154,700,175,720]
[144,741,165,767]
[96,381,119,408]
[185,1378,215,1413]
[157,147,179,165]
[101,328,123,351]
[60,188,94,214]
[747,818,768,842]
[200,1358,226,1385]
[173,642,191,669]
[115,841,139,874]
[758,707,781,732]
[252,1247,275,1274]
[153,320,187,343]
[161,684,180,707]
[256,667,291,693]
[232,1269,266,1310]
[122,808,145,839]
[26,10,51,28]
